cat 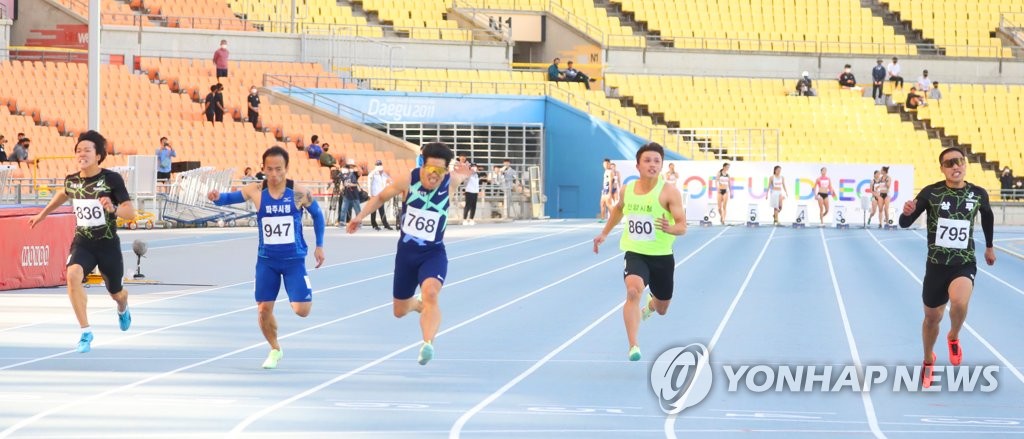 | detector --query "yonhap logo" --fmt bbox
[649,343,713,414]
[21,245,51,267]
